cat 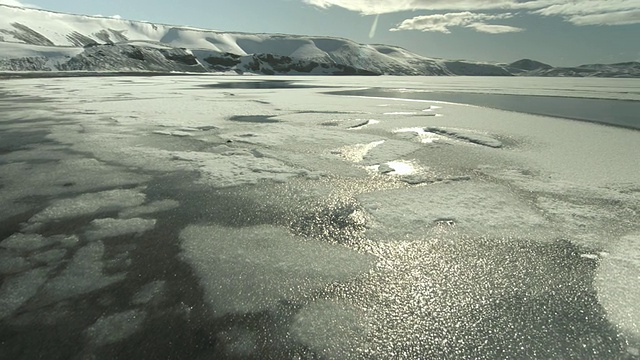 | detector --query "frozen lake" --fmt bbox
[0,75,639,359]
[332,88,640,130]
